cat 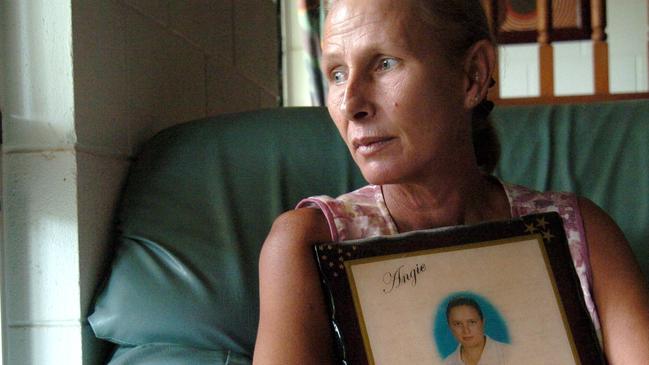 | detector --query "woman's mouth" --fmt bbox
[352,136,395,156]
